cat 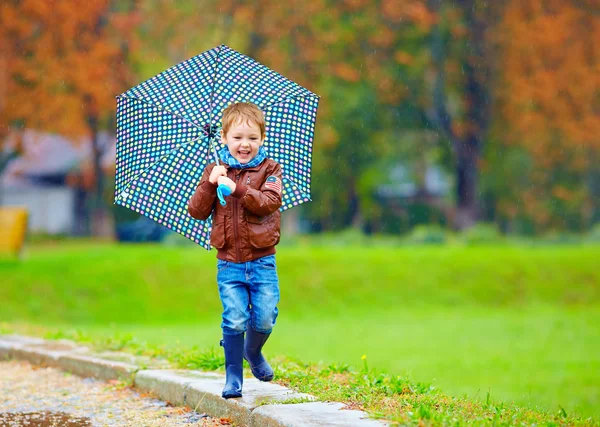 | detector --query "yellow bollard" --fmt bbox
[0,207,28,257]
